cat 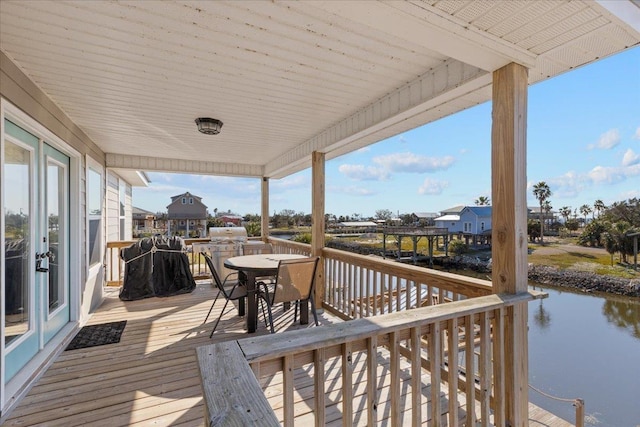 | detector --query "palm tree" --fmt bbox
[533,181,552,243]
[559,206,572,223]
[594,199,606,218]
[580,204,592,226]
[475,196,490,206]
